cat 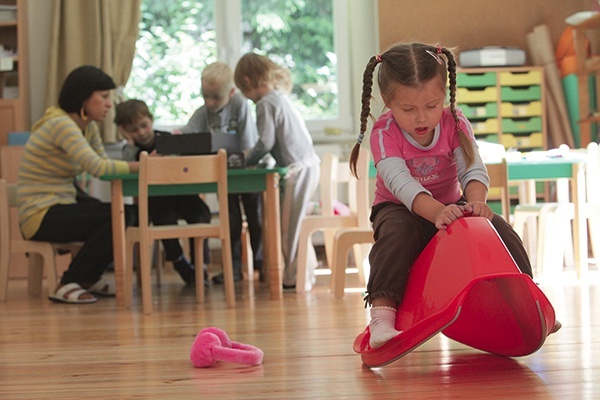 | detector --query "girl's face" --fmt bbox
[121,115,155,147]
[83,90,113,122]
[240,85,261,103]
[385,77,446,147]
